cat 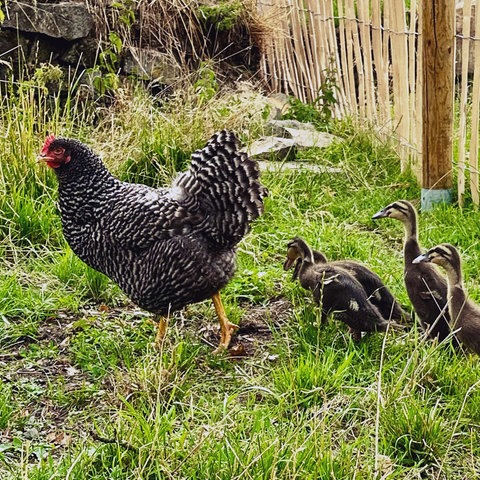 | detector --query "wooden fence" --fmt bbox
[257,0,480,206]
